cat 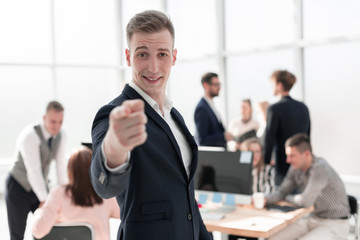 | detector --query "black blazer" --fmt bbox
[90,84,212,240]
[194,98,226,148]
[264,96,311,177]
